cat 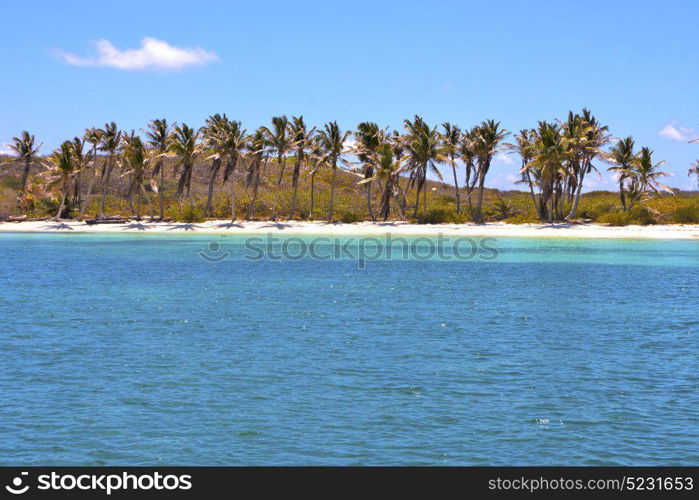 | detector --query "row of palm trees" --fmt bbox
[4,111,690,222]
